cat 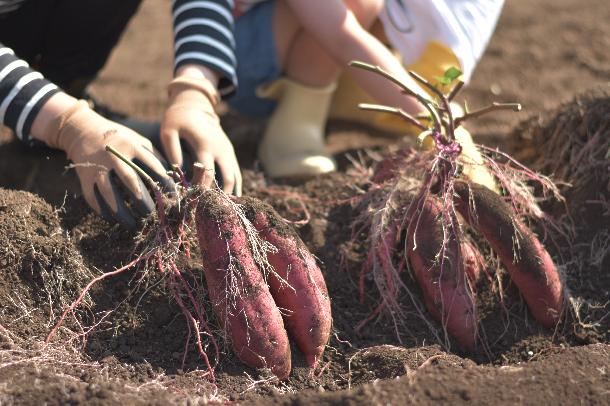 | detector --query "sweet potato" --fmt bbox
[195,190,291,378]
[453,182,564,327]
[241,197,332,368]
[406,197,477,349]
[371,147,414,183]
[462,239,484,286]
